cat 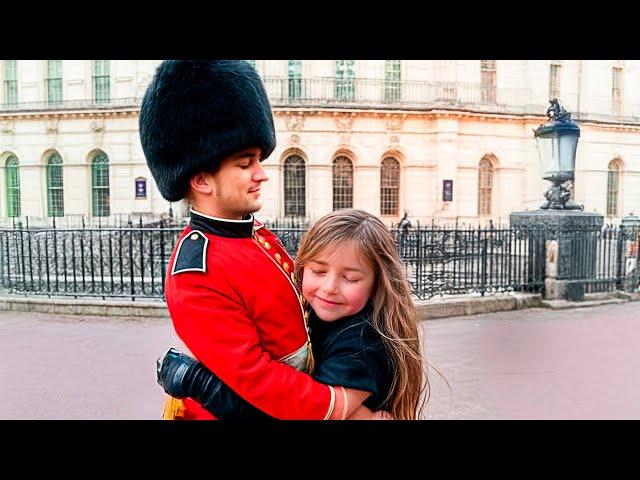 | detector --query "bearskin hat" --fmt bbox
[139,60,276,202]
